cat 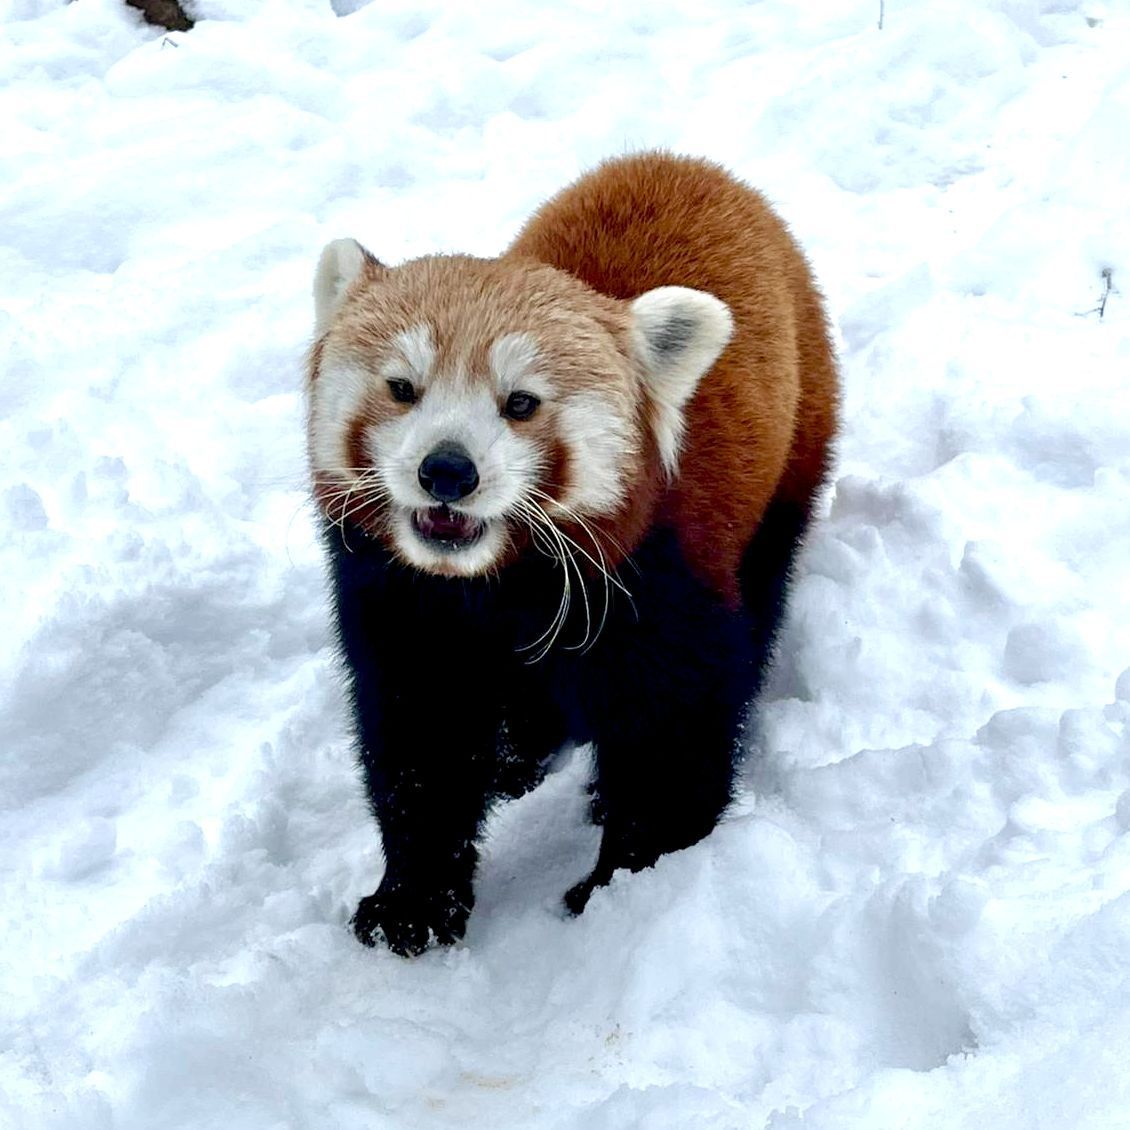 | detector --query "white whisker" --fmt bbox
[324,469,390,551]
[526,498,593,653]
[512,499,574,662]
